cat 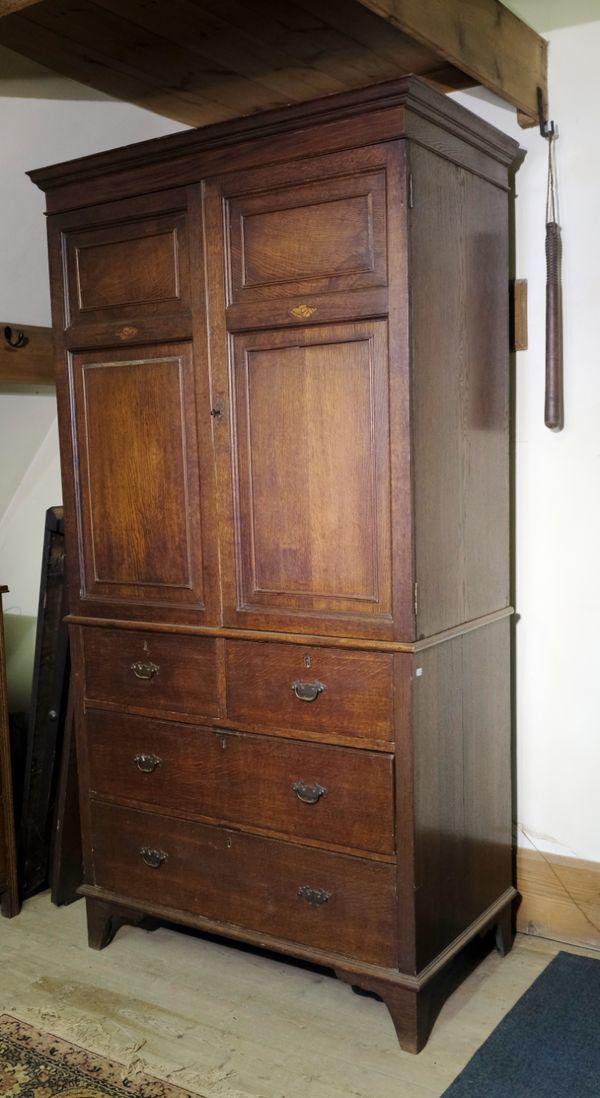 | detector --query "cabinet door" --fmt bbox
[52,187,192,346]
[219,321,393,637]
[68,342,219,623]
